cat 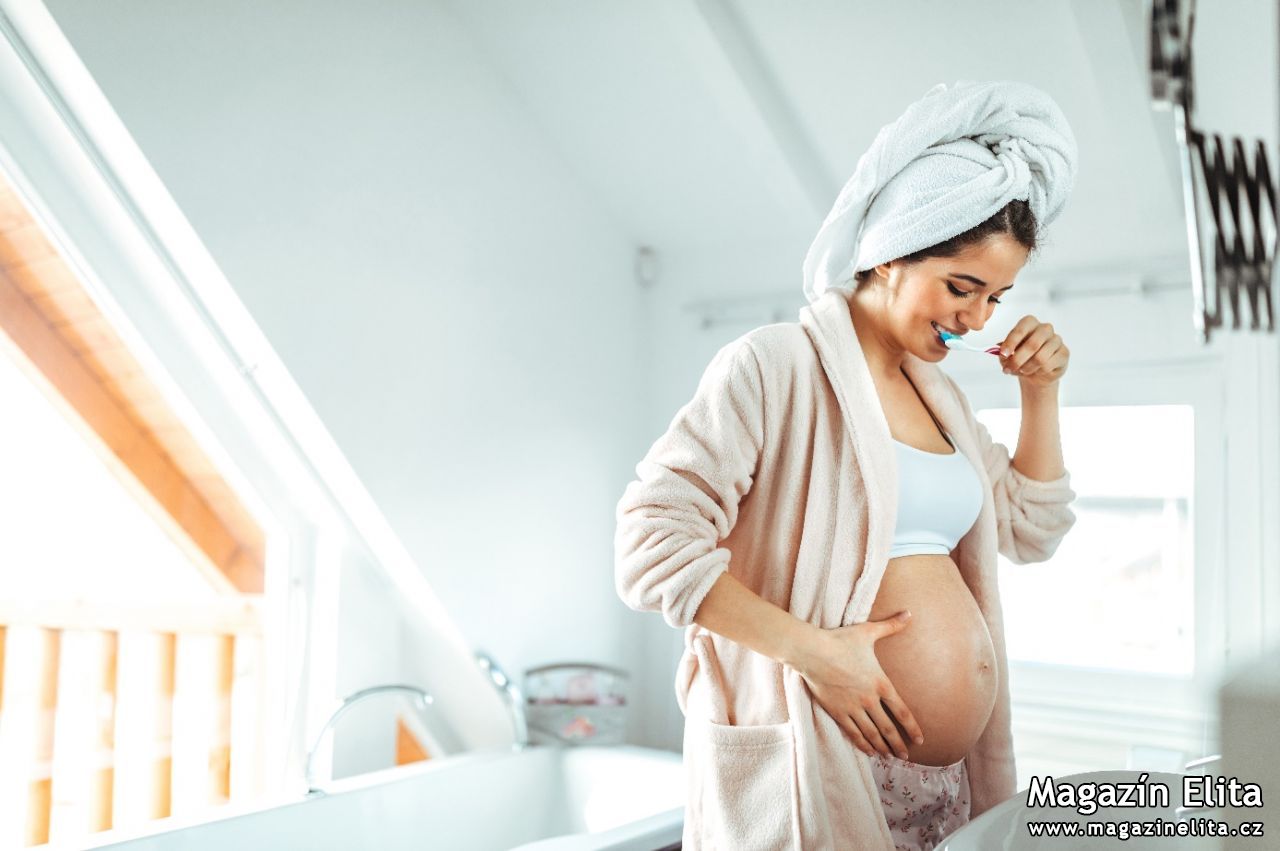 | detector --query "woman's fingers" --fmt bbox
[879,688,925,747]
[867,701,912,760]
[809,683,877,756]
[800,625,927,760]
[851,708,892,757]
[999,317,1068,386]
[837,714,875,756]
